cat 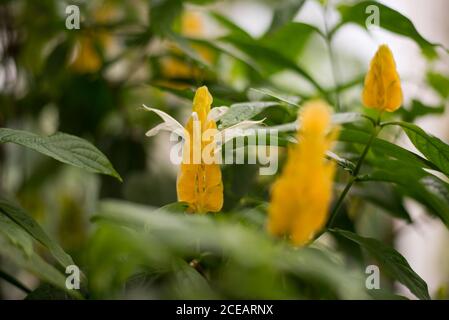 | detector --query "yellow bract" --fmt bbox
[71,36,102,74]
[268,101,338,246]
[177,86,224,213]
[362,44,403,112]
